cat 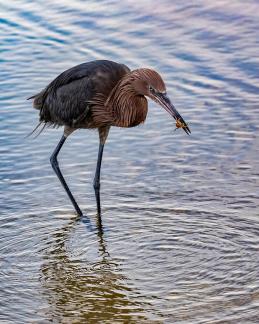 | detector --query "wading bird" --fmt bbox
[29,60,190,216]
